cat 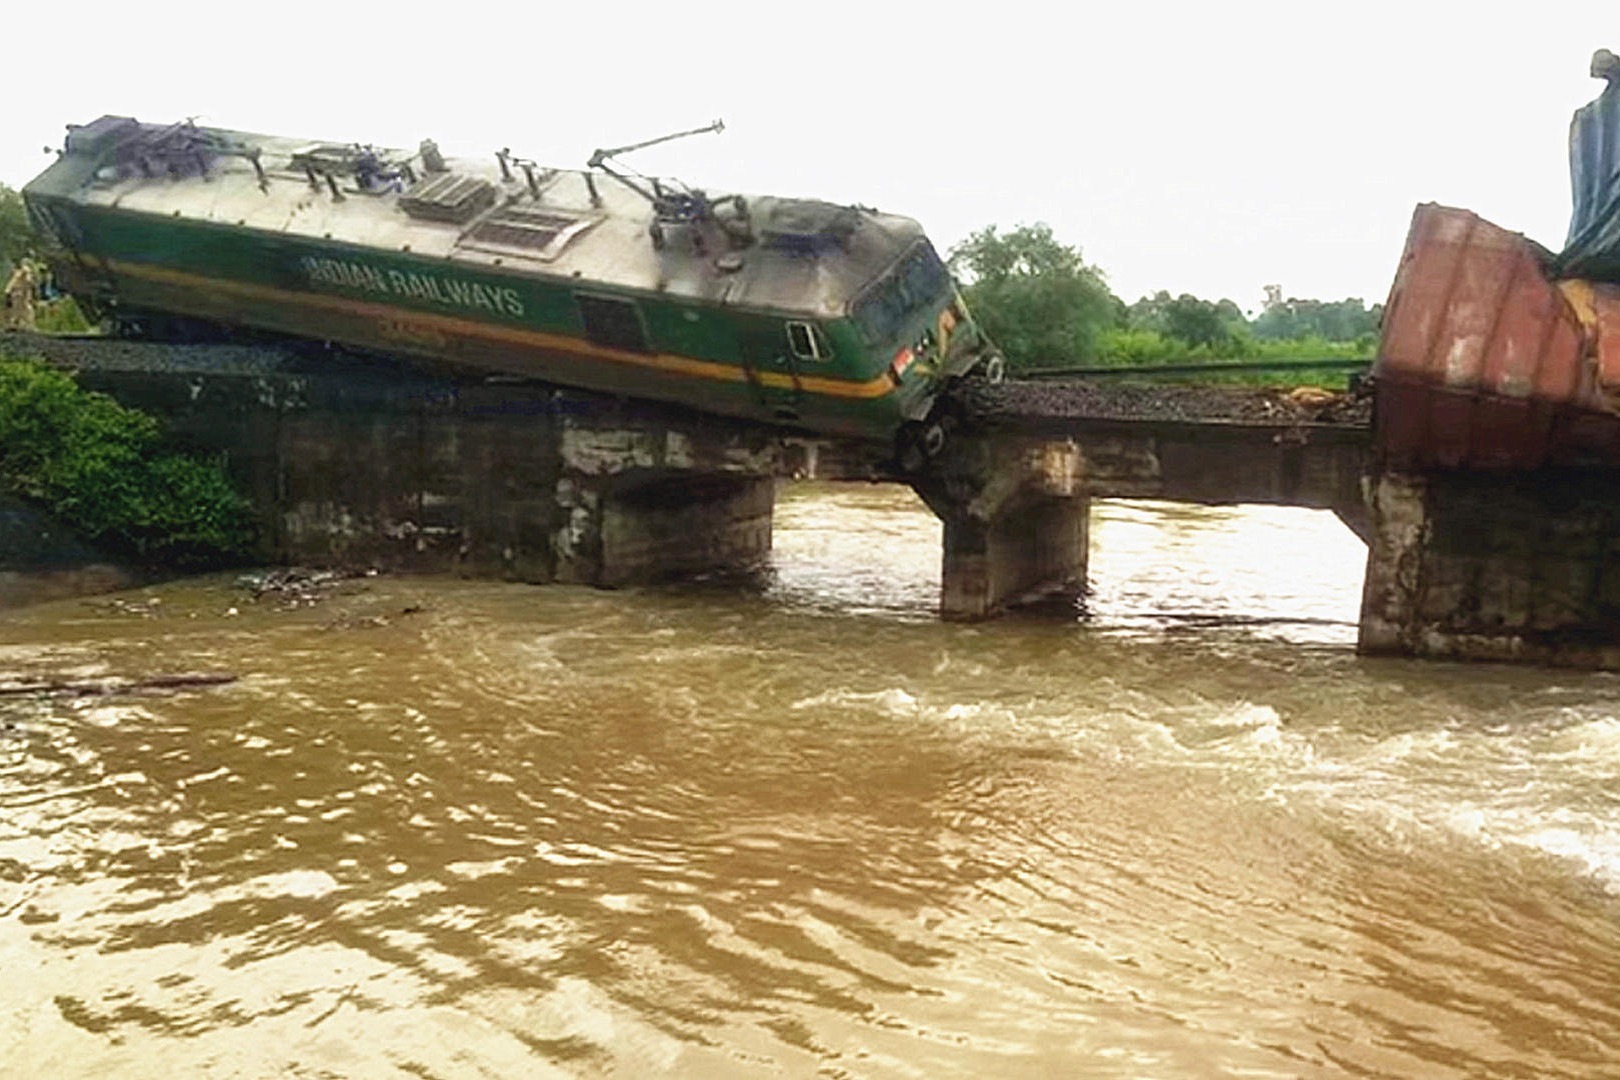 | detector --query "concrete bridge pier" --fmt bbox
[913,436,1088,620]
[475,393,782,589]
[284,385,783,588]
[1359,470,1620,668]
[558,471,776,588]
